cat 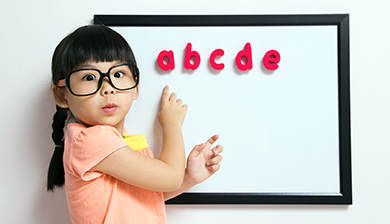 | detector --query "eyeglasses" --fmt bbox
[57,63,139,96]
